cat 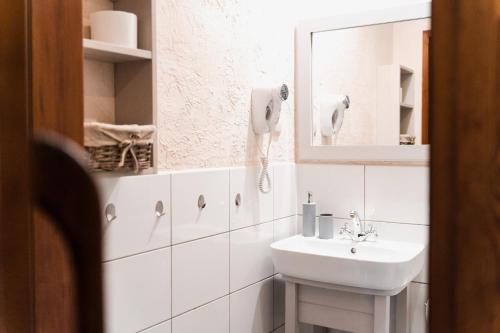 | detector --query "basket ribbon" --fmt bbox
[118,140,139,173]
[99,129,140,173]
